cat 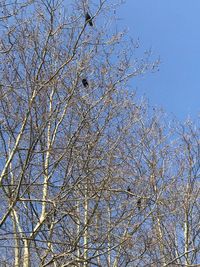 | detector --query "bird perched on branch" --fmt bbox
[82,78,89,88]
[137,198,142,211]
[127,186,131,199]
[85,12,93,26]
